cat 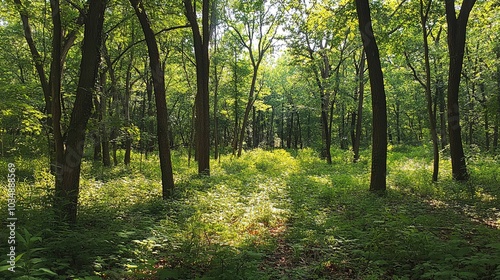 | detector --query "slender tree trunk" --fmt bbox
[51,0,65,215]
[237,68,259,157]
[184,0,210,175]
[124,56,133,166]
[92,94,102,161]
[494,45,500,150]
[54,0,106,223]
[421,0,439,181]
[280,103,285,148]
[269,107,275,148]
[353,49,365,162]
[213,61,220,160]
[444,0,476,181]
[287,108,293,149]
[437,77,447,149]
[296,111,302,149]
[356,0,388,193]
[253,106,258,148]
[480,82,489,150]
[131,0,175,198]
